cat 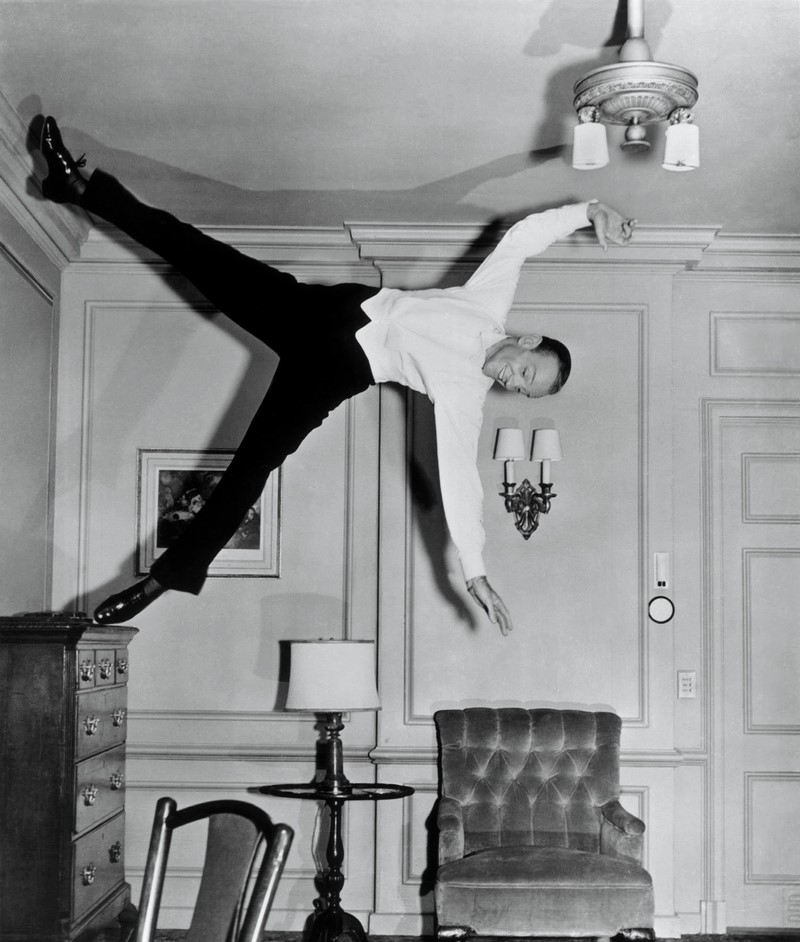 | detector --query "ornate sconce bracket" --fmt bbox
[500,479,556,540]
